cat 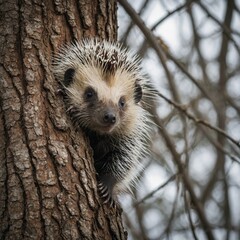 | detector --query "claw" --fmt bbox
[102,190,110,198]
[56,88,64,95]
[97,180,115,207]
[103,194,111,204]
[98,182,105,191]
[110,199,116,208]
